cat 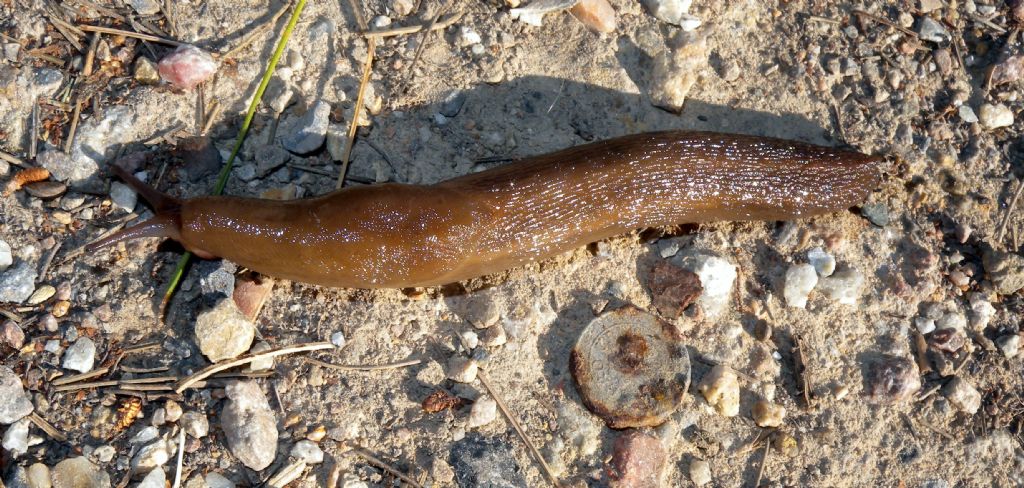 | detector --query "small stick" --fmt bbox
[171,428,185,488]
[364,11,463,38]
[36,240,61,282]
[806,14,840,25]
[52,366,111,386]
[54,380,118,391]
[347,447,425,488]
[917,383,942,402]
[121,340,162,355]
[28,412,68,442]
[220,1,292,60]
[478,369,561,487]
[77,24,186,48]
[71,0,126,22]
[305,356,421,371]
[399,3,453,95]
[997,178,1024,245]
[793,335,812,409]
[29,98,39,159]
[202,100,222,135]
[755,438,771,486]
[162,0,178,38]
[0,150,26,167]
[336,36,375,189]
[176,341,333,393]
[46,14,85,51]
[851,9,918,37]
[120,365,170,374]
